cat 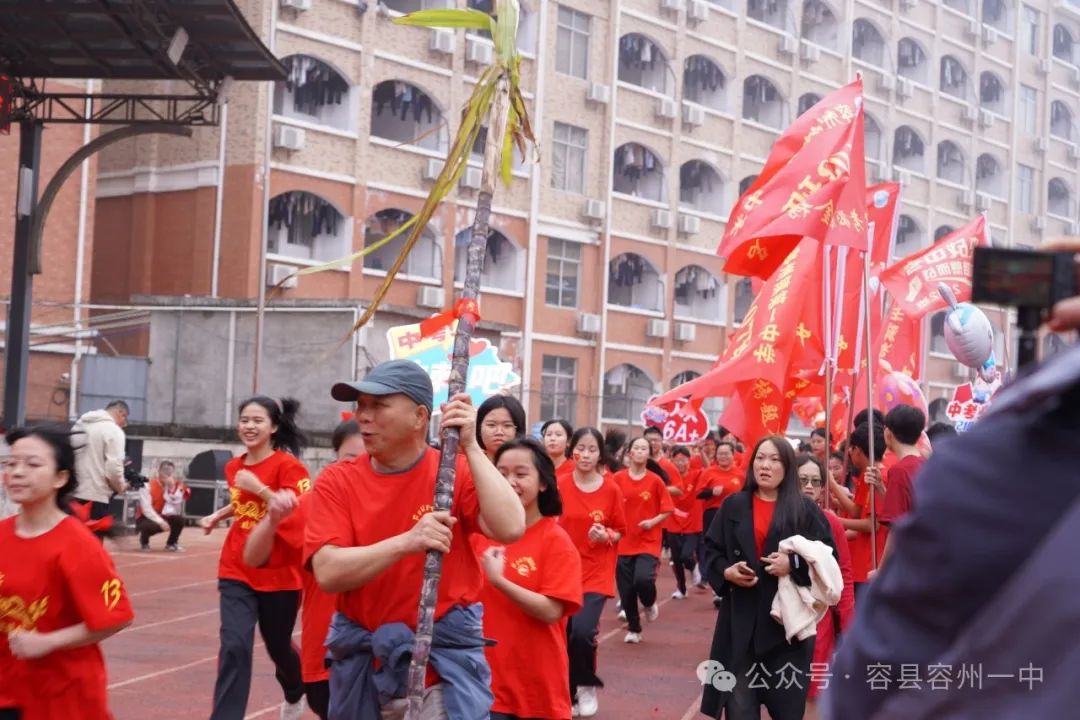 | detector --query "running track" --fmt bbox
[106,532,714,719]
